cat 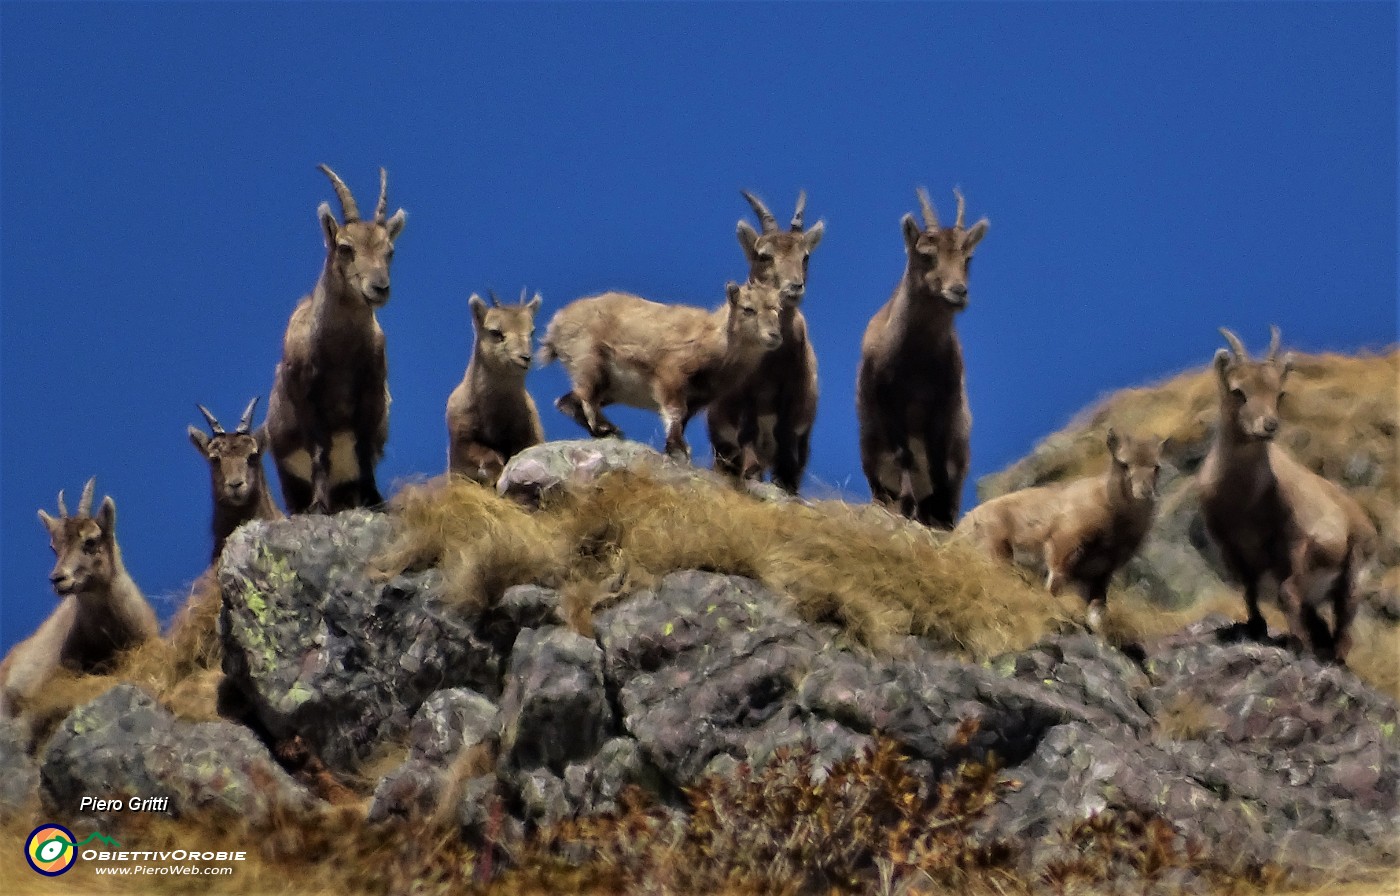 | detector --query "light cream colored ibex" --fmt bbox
[956,429,1164,632]
[708,190,825,492]
[189,397,283,563]
[1199,327,1377,664]
[0,479,159,719]
[266,165,406,514]
[540,281,784,459]
[446,289,545,486]
[857,187,988,528]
